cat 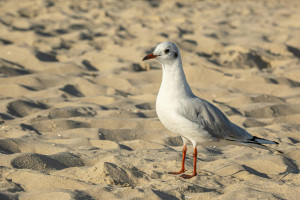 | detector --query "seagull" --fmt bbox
[142,41,280,179]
